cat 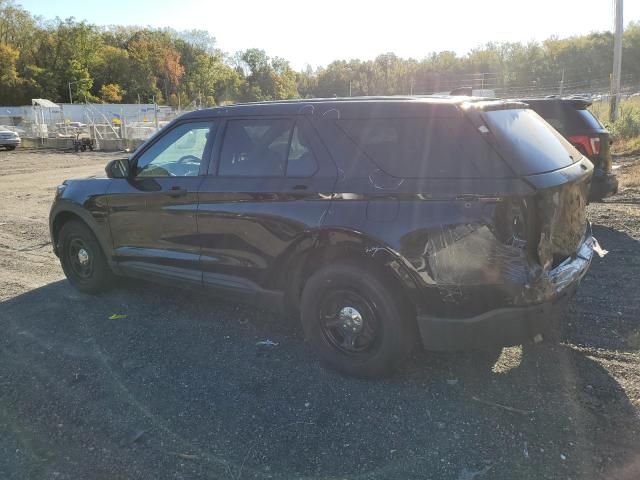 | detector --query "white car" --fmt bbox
[0,129,21,150]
